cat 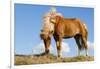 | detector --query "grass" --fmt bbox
[15,53,94,65]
